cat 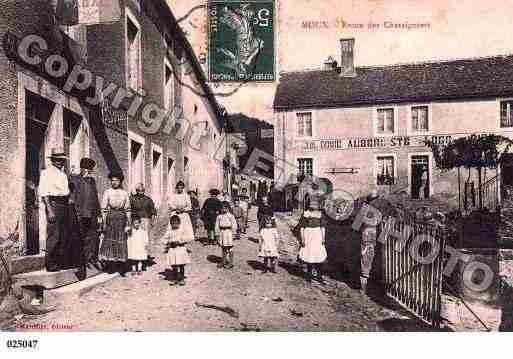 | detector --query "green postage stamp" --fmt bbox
[208,0,275,82]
